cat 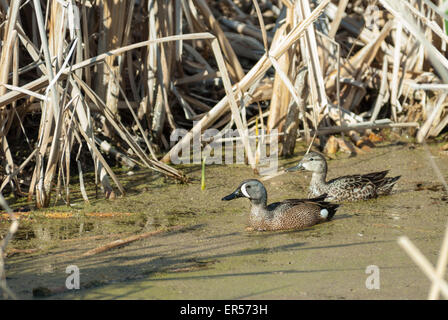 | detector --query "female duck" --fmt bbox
[286,152,400,202]
[222,179,339,231]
